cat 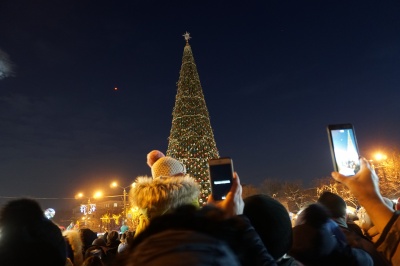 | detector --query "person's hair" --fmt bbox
[125,231,135,246]
[82,255,105,266]
[317,191,347,218]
